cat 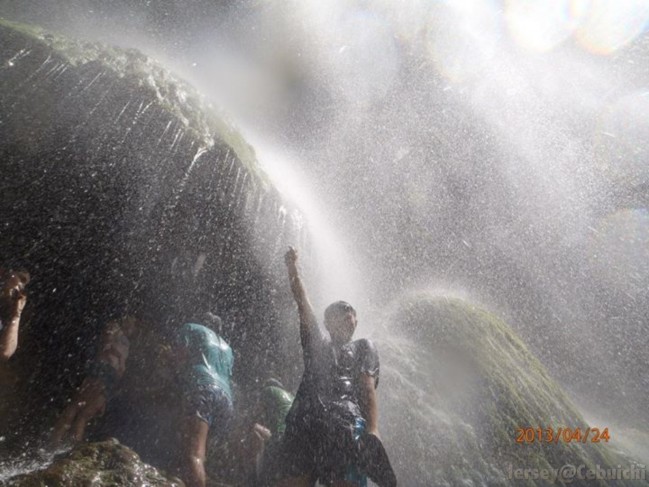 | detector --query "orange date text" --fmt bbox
[515,427,610,444]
